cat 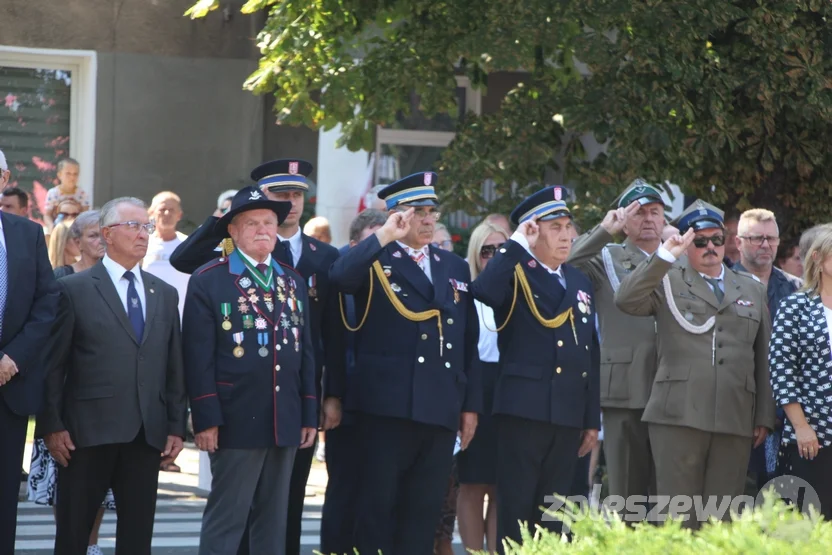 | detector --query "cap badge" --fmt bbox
[424,173,433,186]
[554,188,562,201]
[289,161,299,175]
[248,190,263,200]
